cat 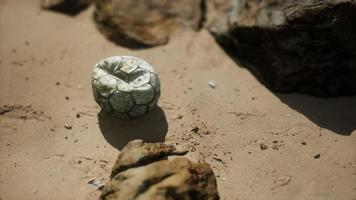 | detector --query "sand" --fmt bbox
[0,0,355,200]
